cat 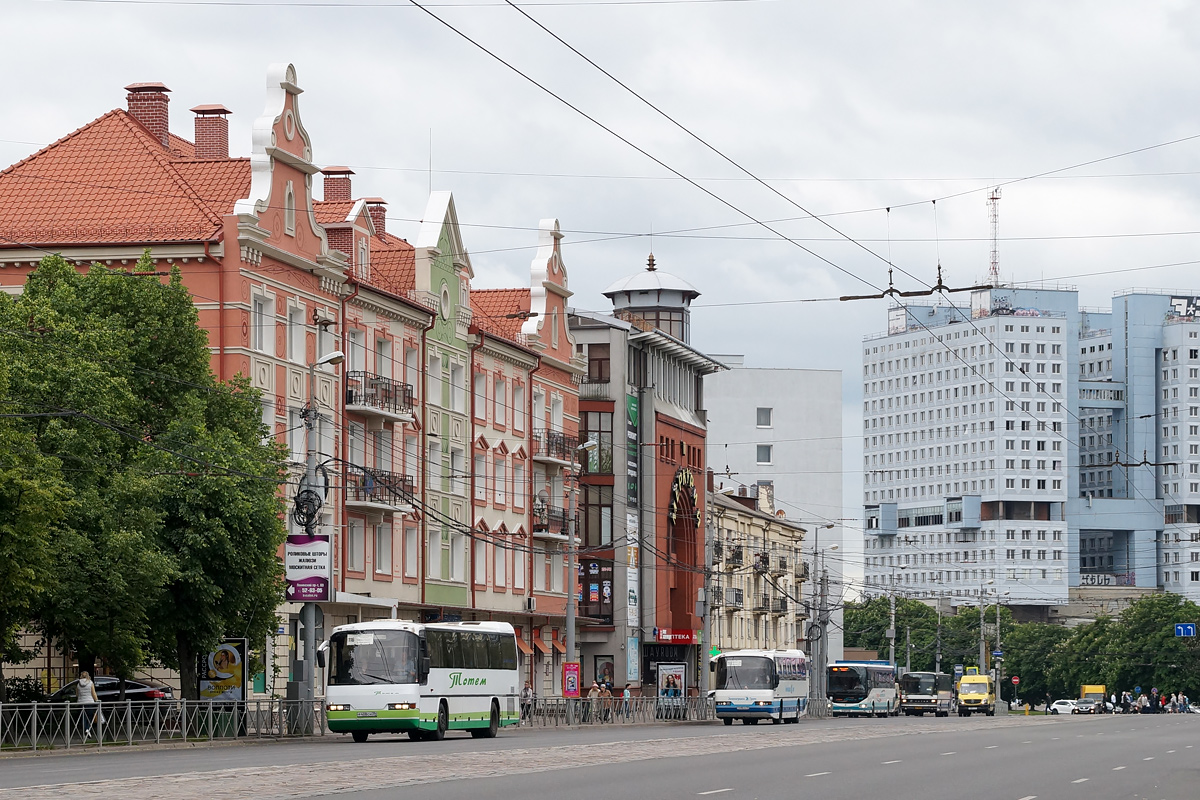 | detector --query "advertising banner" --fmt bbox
[625,395,639,508]
[198,638,248,701]
[627,637,640,683]
[563,662,581,698]
[285,531,331,602]
[657,662,686,696]
[626,514,639,626]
